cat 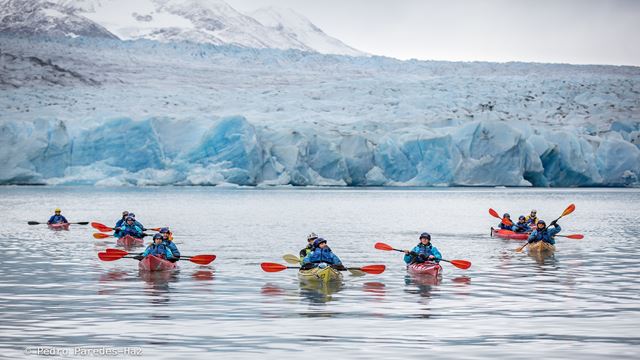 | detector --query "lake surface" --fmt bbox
[1,187,638,359]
